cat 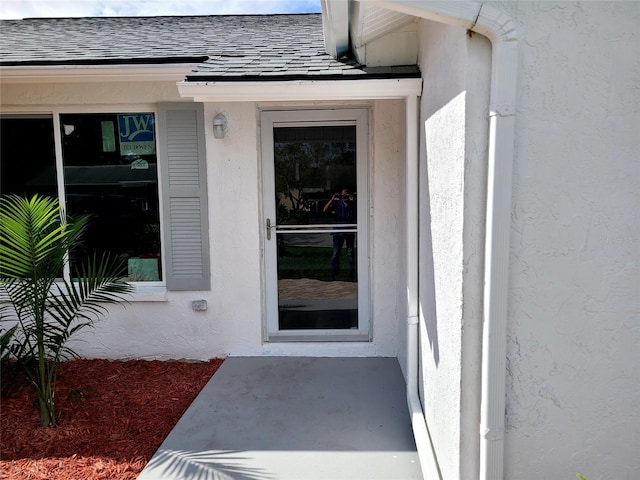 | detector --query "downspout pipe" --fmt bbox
[472,8,518,480]
[384,2,518,479]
